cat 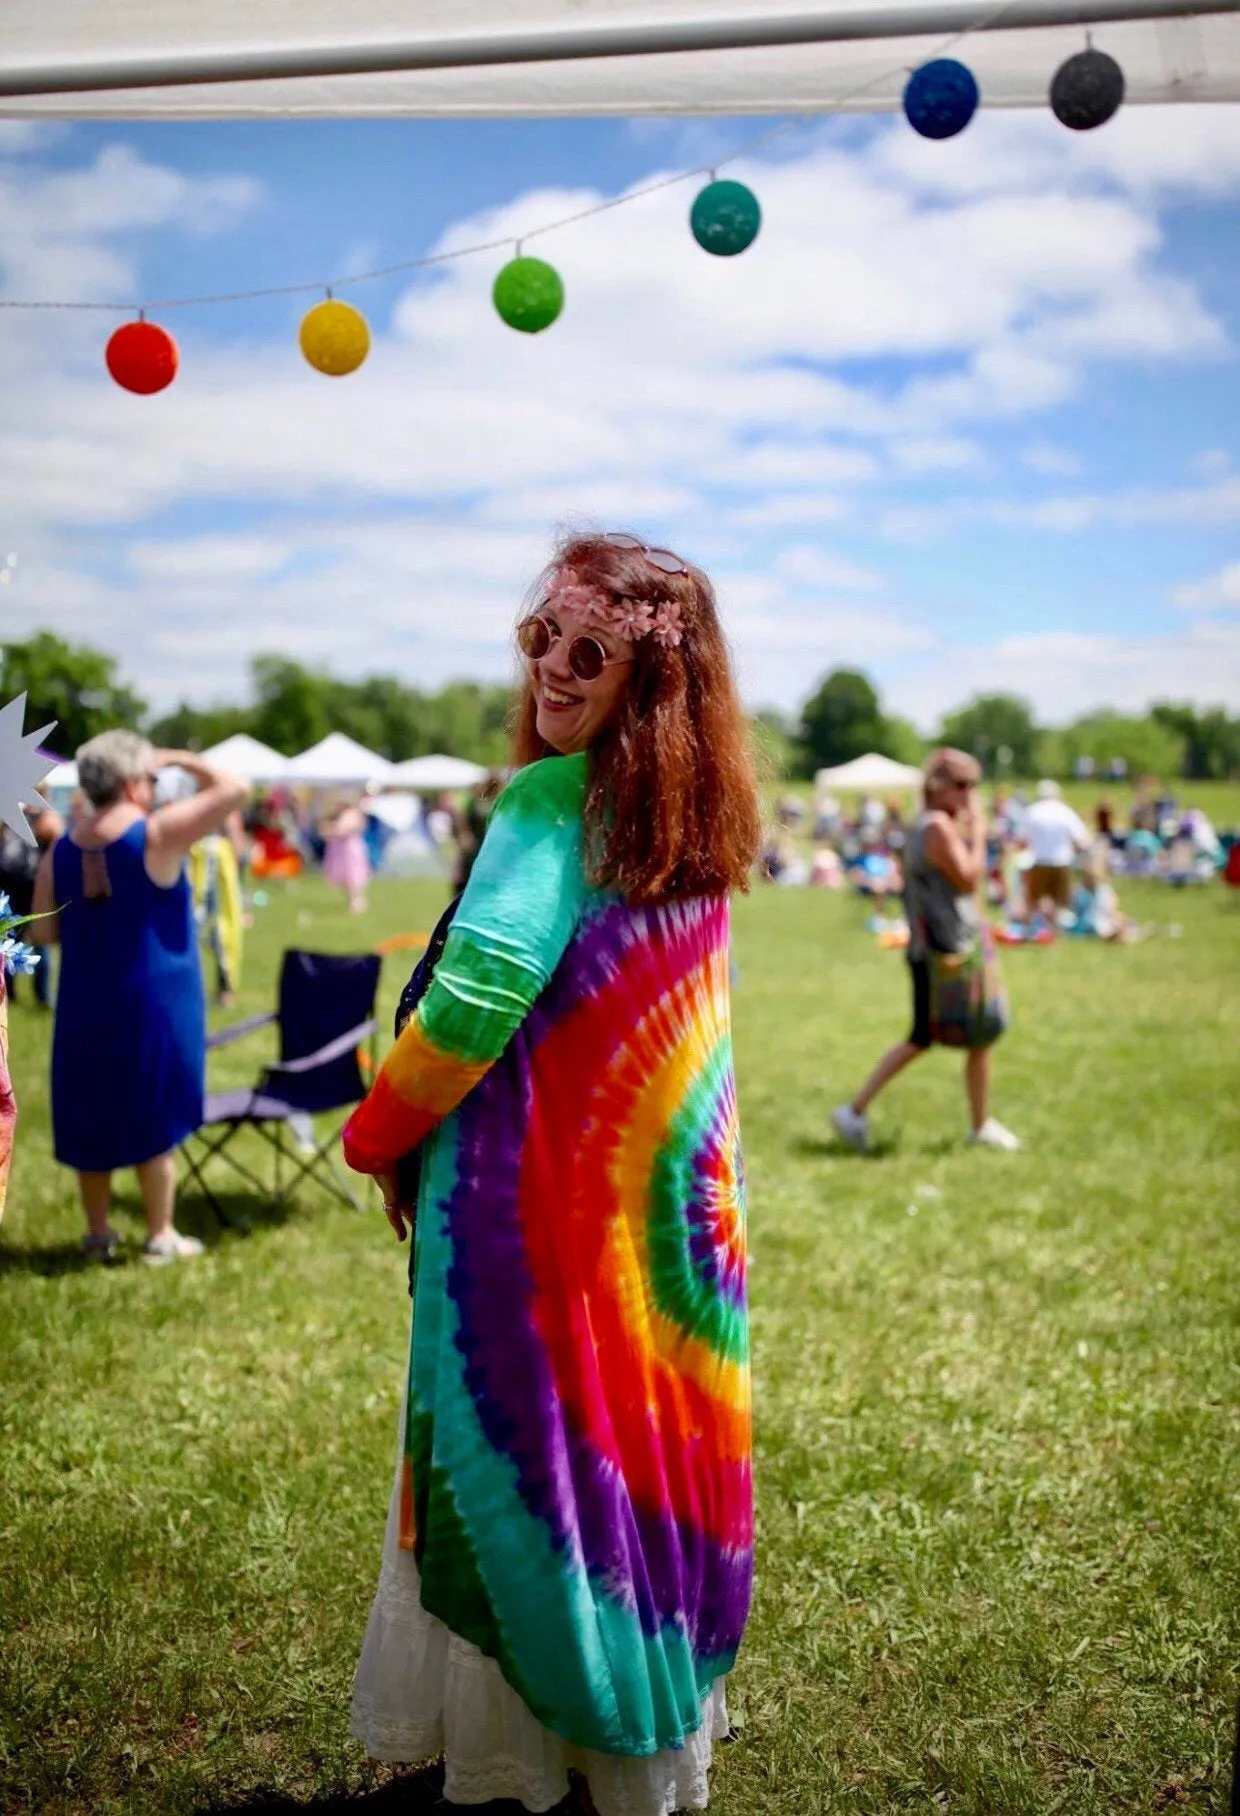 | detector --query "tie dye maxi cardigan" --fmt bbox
[342,751,752,1760]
